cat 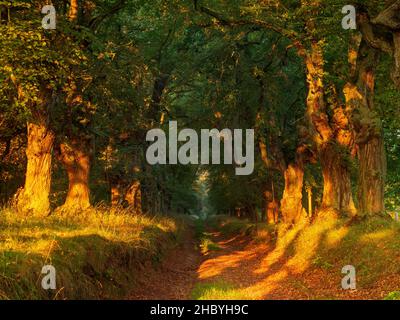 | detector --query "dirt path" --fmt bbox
[196,229,400,300]
[129,222,400,300]
[129,225,203,299]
